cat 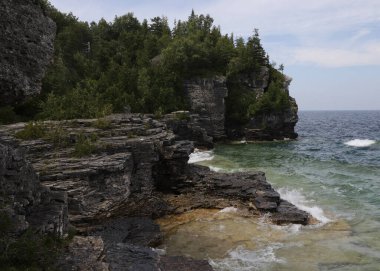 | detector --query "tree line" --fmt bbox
[0,2,291,125]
